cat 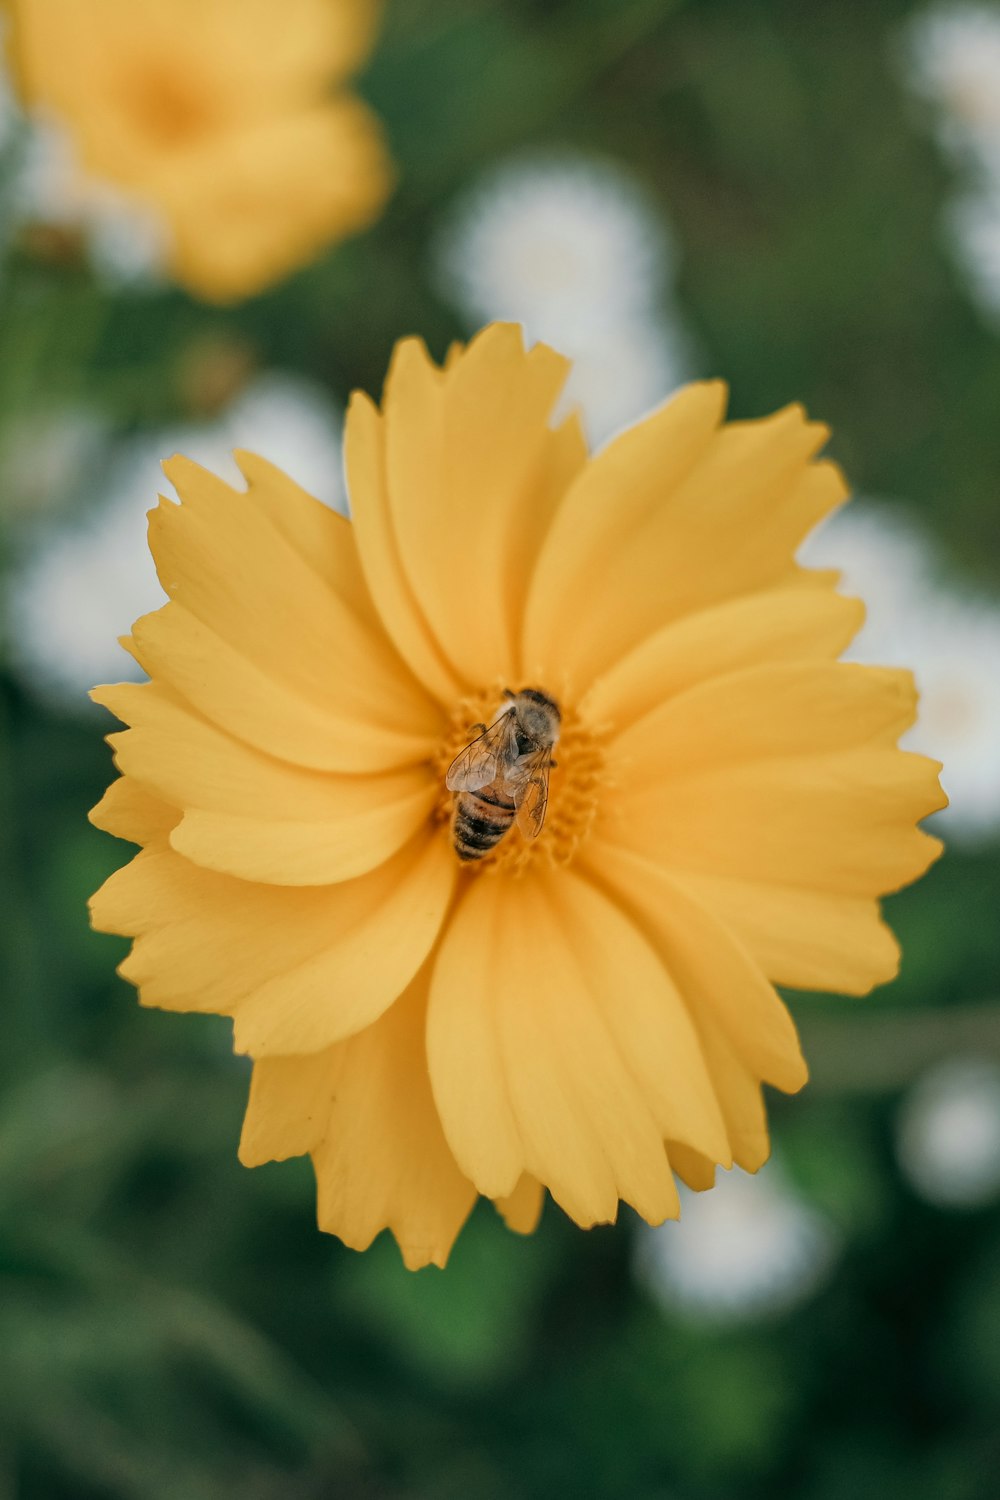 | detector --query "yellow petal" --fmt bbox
[168,800,433,887]
[131,601,436,774]
[346,328,582,698]
[580,586,864,731]
[344,385,461,705]
[89,775,179,846]
[694,1015,772,1173]
[94,681,435,885]
[152,458,438,748]
[667,1144,717,1192]
[525,382,727,673]
[229,833,454,1054]
[669,870,901,995]
[144,450,438,774]
[230,450,381,631]
[9,0,382,117]
[494,1175,545,1236]
[239,1050,341,1166]
[611,662,919,779]
[152,99,393,303]
[382,325,574,687]
[608,747,945,897]
[586,842,808,1094]
[98,830,454,1054]
[9,0,393,303]
[546,870,730,1158]
[523,385,846,691]
[429,870,702,1226]
[312,974,477,1270]
[191,0,385,93]
[426,879,524,1200]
